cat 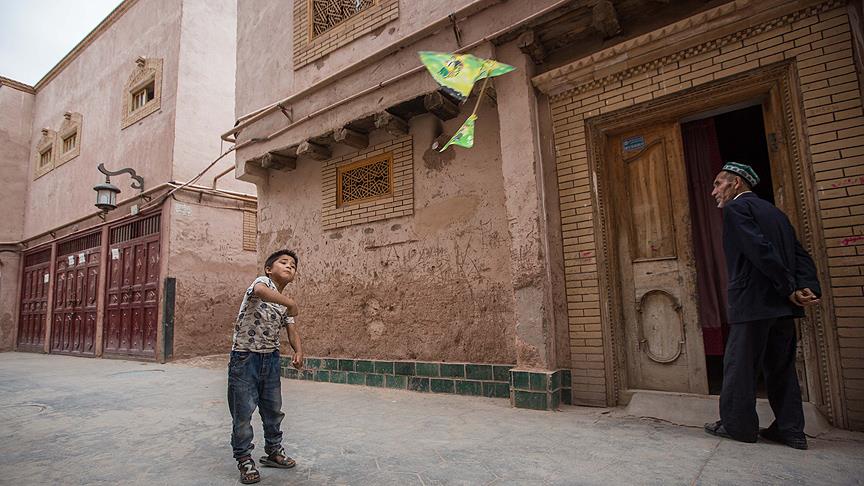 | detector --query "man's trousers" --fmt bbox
[719,317,805,442]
